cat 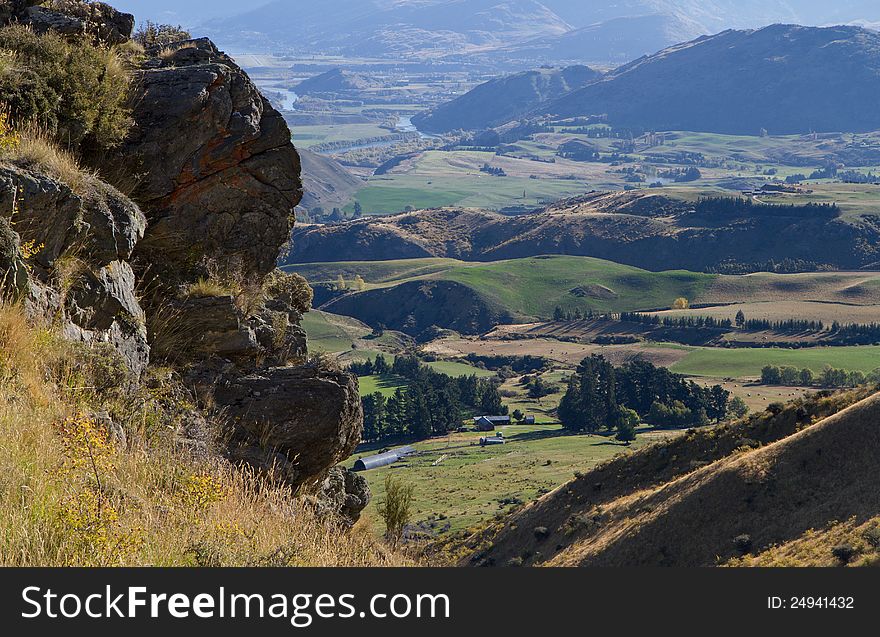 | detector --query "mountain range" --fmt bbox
[541,24,880,135]
[412,65,600,133]
[416,24,880,135]
[188,1,880,62]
